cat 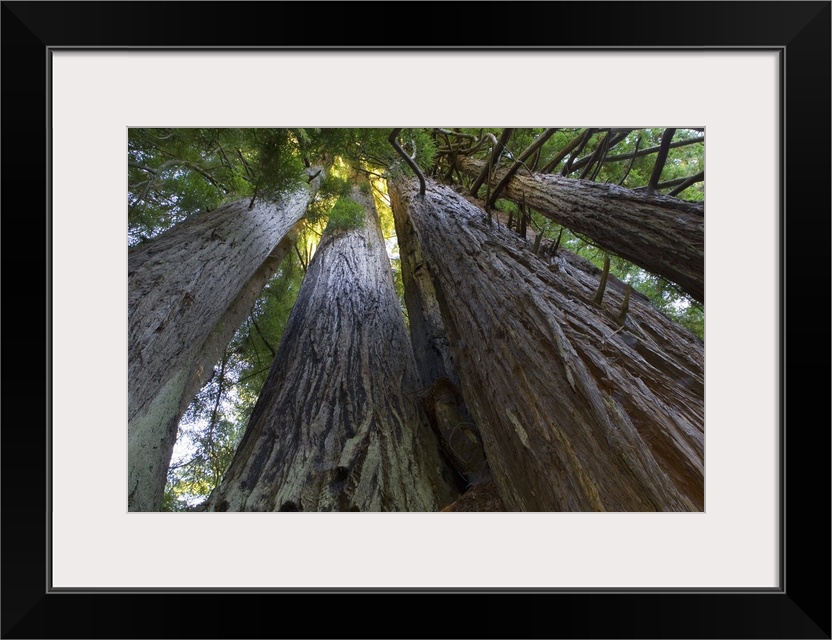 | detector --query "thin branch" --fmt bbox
[134,159,176,204]
[545,228,564,258]
[181,160,227,192]
[236,148,256,180]
[593,254,611,305]
[603,135,703,164]
[569,129,633,173]
[433,128,478,140]
[234,365,273,385]
[579,129,612,180]
[389,128,425,196]
[646,128,676,194]
[250,314,276,357]
[355,166,387,180]
[668,171,705,197]
[128,161,157,174]
[618,135,642,186]
[518,193,527,239]
[294,242,308,271]
[617,284,632,325]
[215,144,235,172]
[487,128,558,207]
[562,128,596,176]
[539,132,586,174]
[634,175,702,192]
[168,452,203,472]
[470,128,514,197]
[206,352,229,484]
